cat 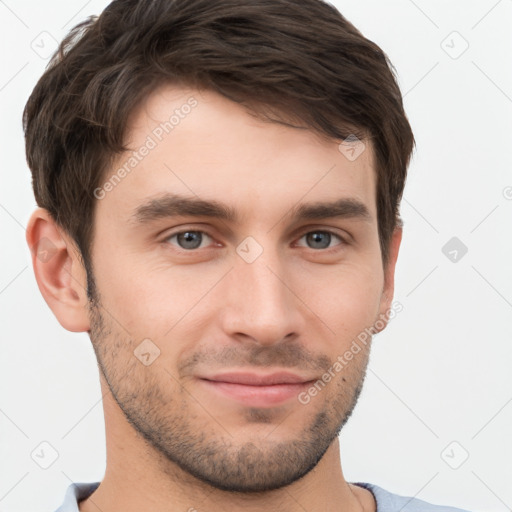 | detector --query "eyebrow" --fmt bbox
[130,193,372,226]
